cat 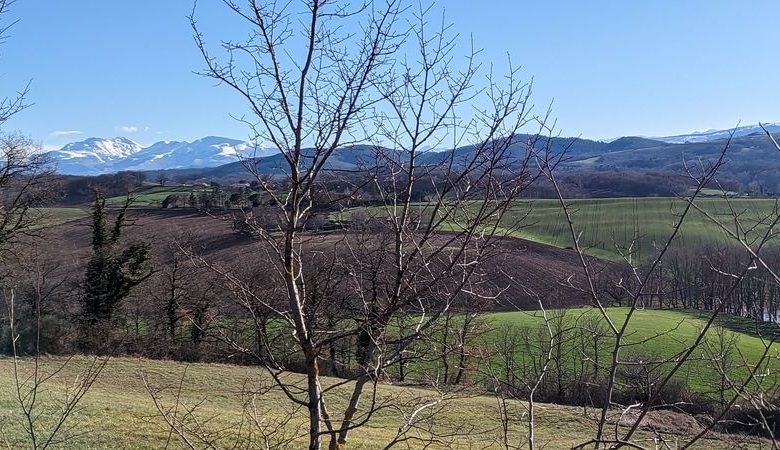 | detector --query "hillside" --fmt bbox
[338,197,780,261]
[38,207,606,310]
[45,125,780,198]
[155,132,780,194]
[497,197,780,260]
[491,307,780,394]
[568,132,780,188]
[0,355,758,449]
